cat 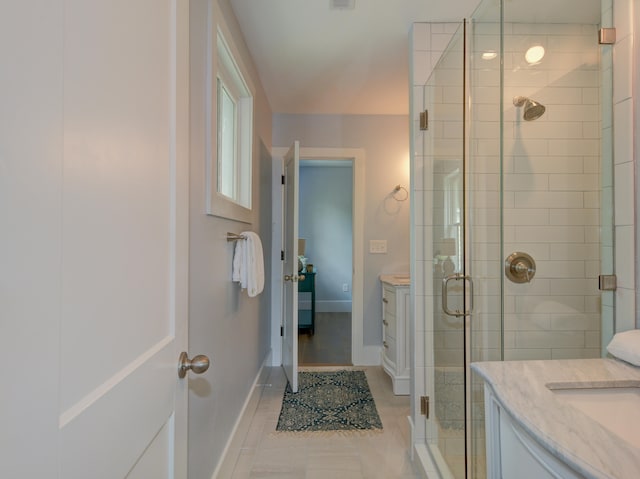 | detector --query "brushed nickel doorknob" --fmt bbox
[284,274,305,282]
[178,351,210,378]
